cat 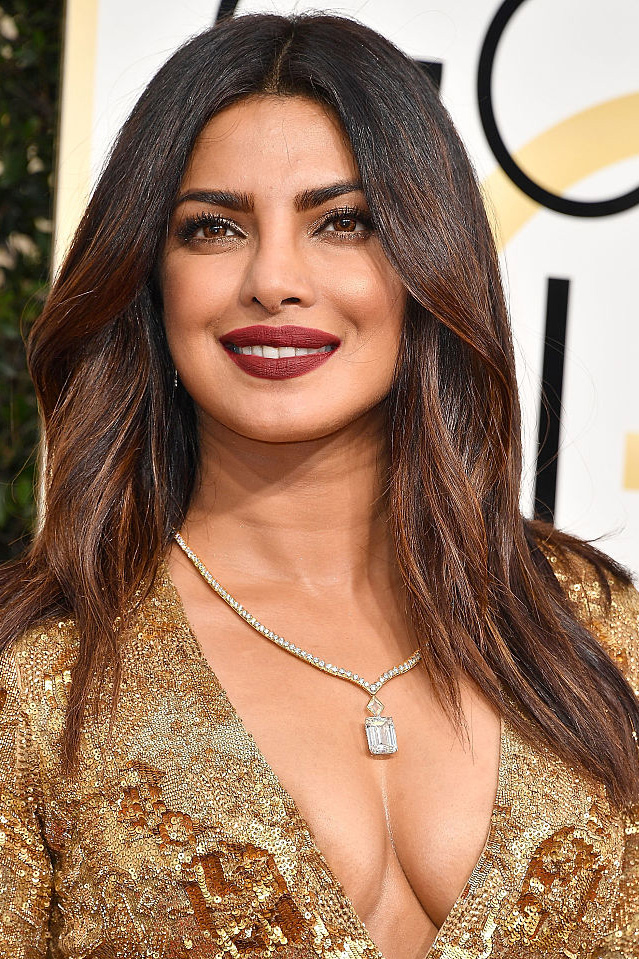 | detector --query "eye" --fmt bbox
[174,205,376,247]
[318,206,375,238]
[176,211,242,244]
